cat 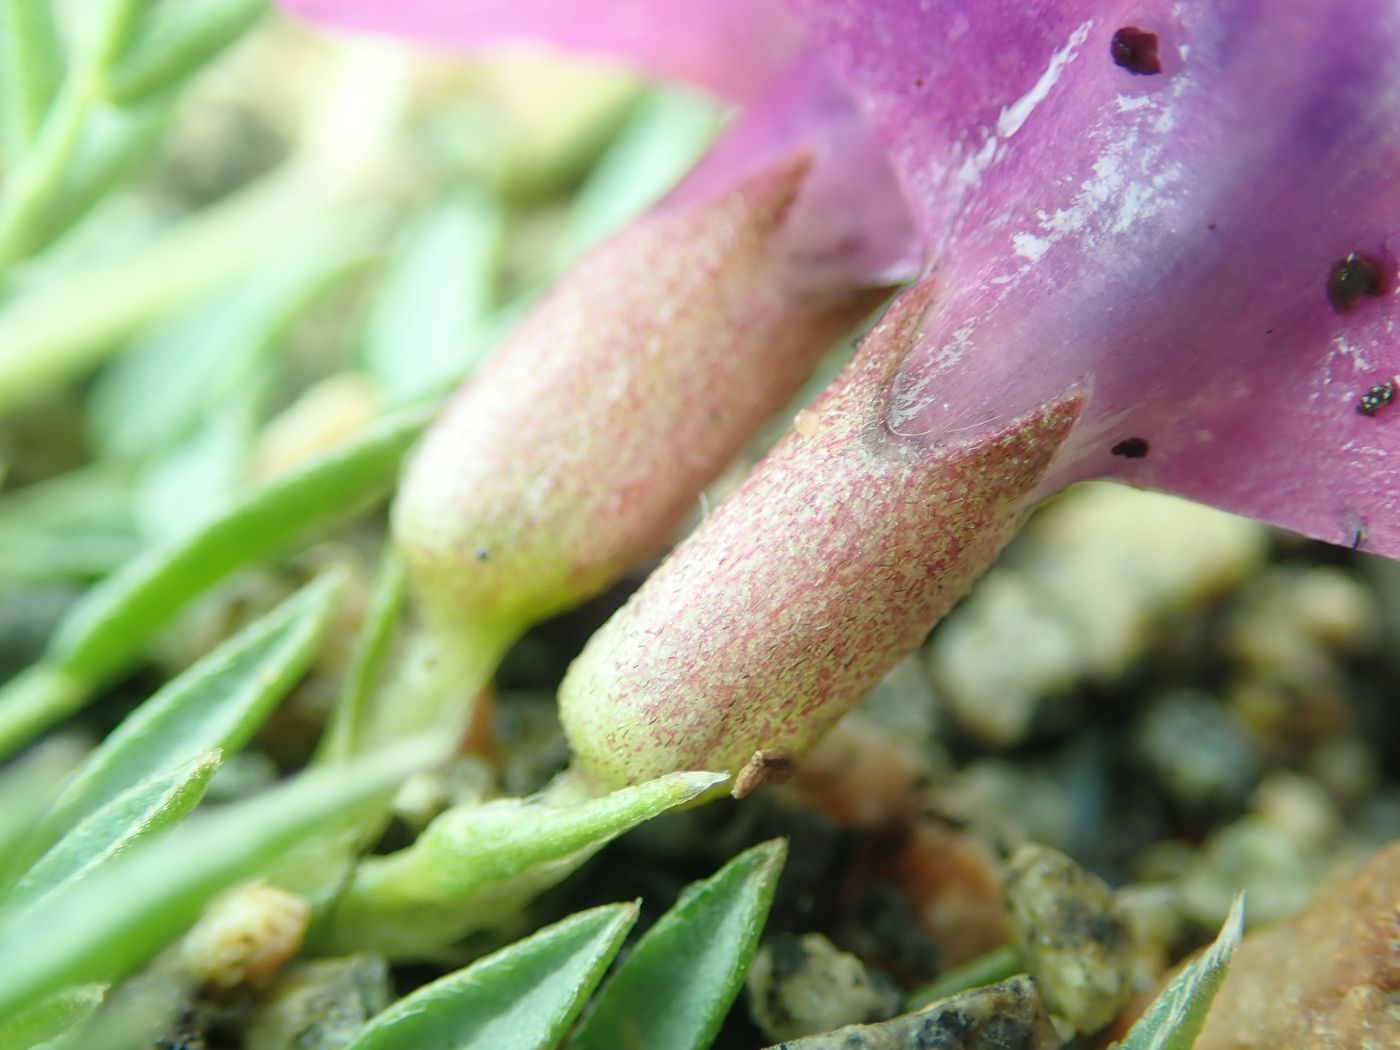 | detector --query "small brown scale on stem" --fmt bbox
[560,281,1083,788]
